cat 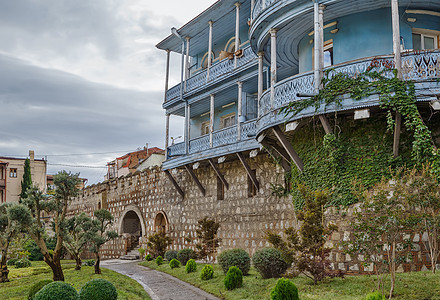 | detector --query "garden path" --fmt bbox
[102,259,219,300]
